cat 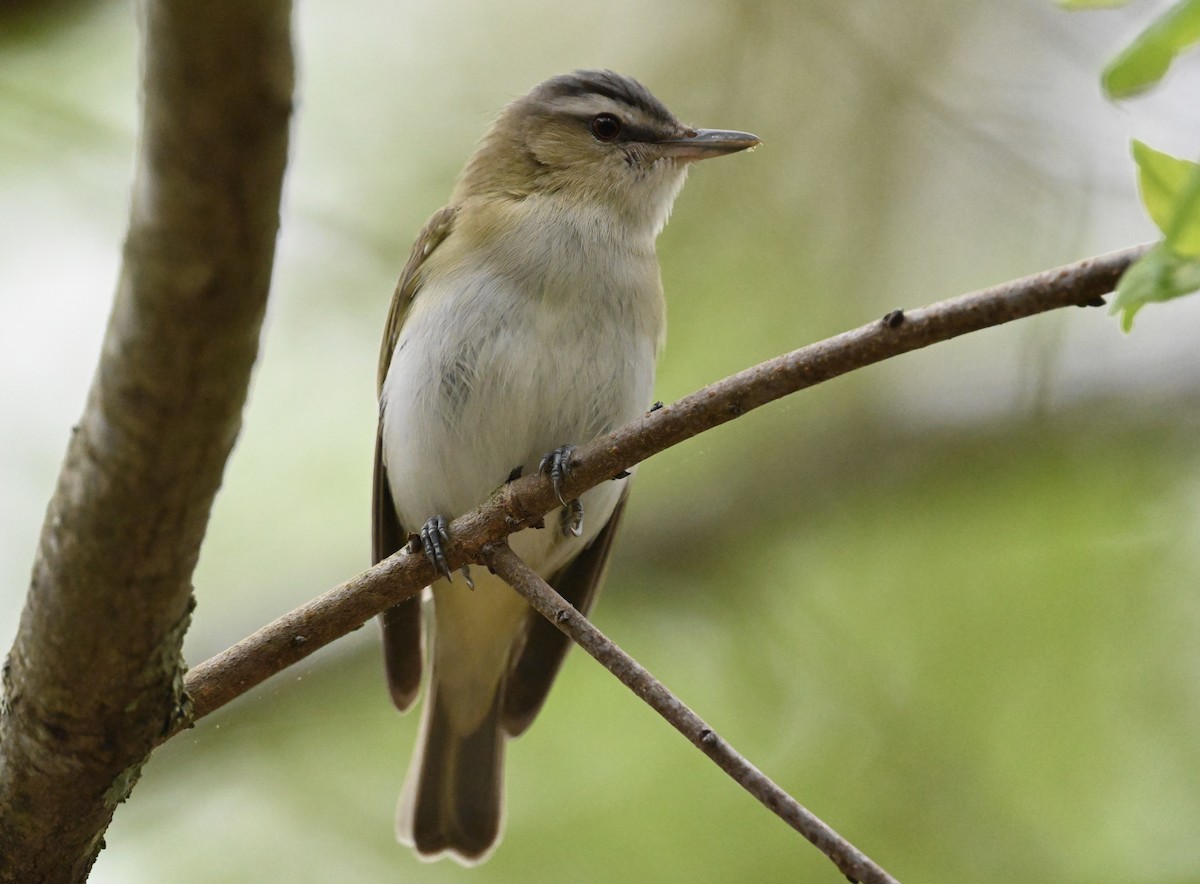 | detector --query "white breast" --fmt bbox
[380,194,664,573]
